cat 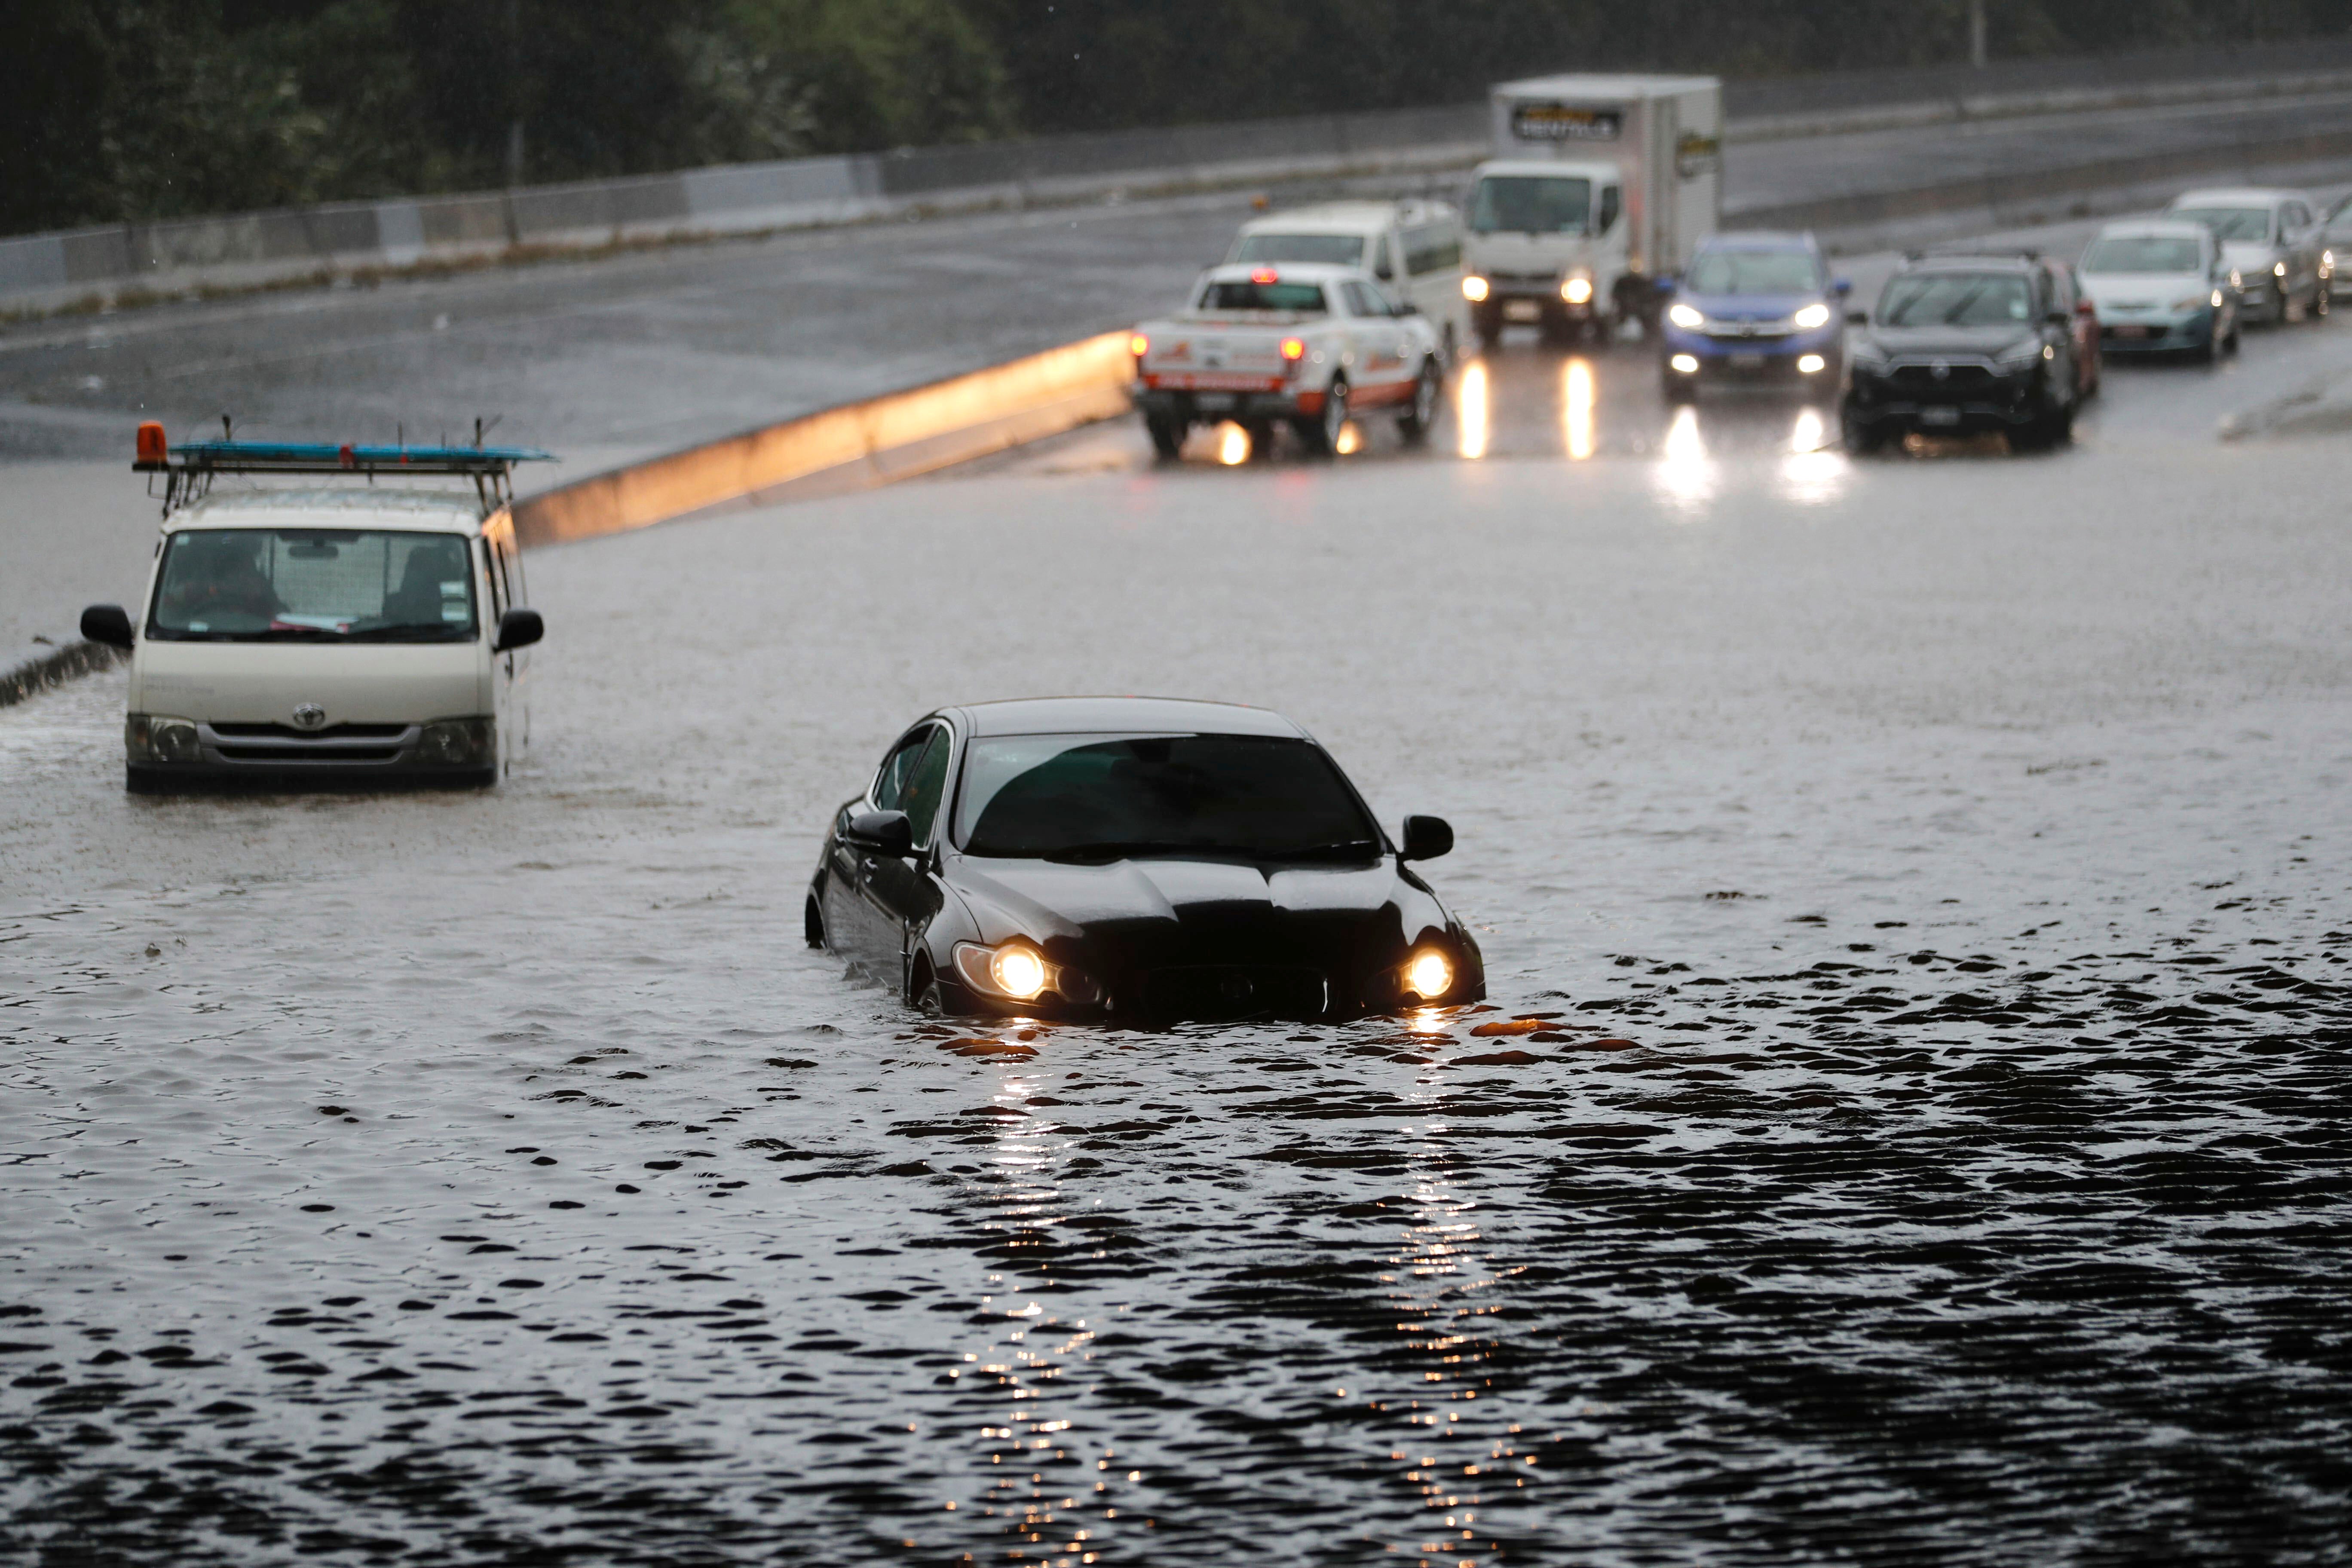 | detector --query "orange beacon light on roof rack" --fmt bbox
[135,422,168,467]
